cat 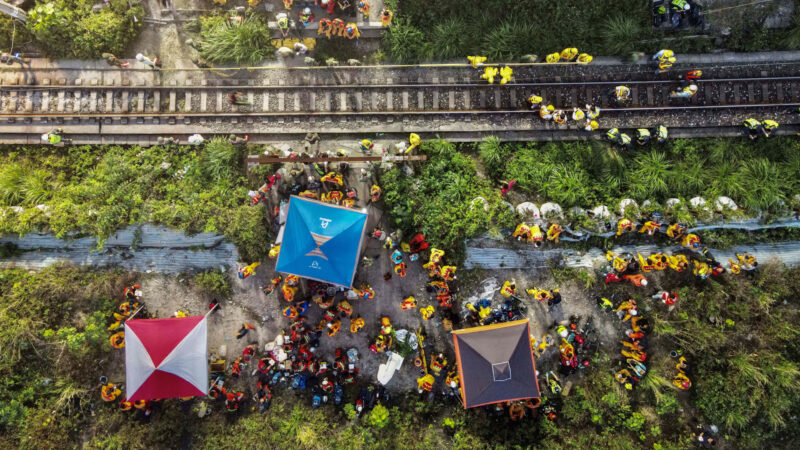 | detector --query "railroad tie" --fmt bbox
[402,91,409,111]
[89,91,97,113]
[73,91,81,113]
[323,92,331,112]
[122,91,130,113]
[153,91,160,113]
[416,90,423,110]
[356,91,364,111]
[57,91,65,113]
[200,91,207,112]
[340,91,347,112]
[278,92,285,112]
[262,92,270,112]
[309,91,316,111]
[747,83,755,104]
[24,91,32,113]
[169,90,176,113]
[42,91,50,112]
[138,91,145,113]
